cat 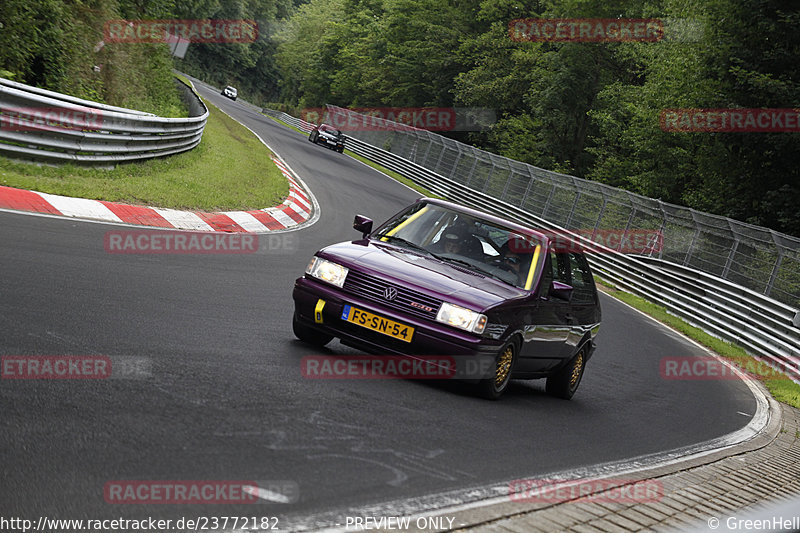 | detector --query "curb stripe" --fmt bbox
[289,189,311,208]
[152,208,214,231]
[38,192,123,223]
[287,200,310,217]
[100,202,173,228]
[248,210,285,230]
[195,212,247,232]
[292,192,310,209]
[266,208,296,227]
[224,211,271,233]
[0,143,315,233]
[0,185,62,214]
[279,205,305,224]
